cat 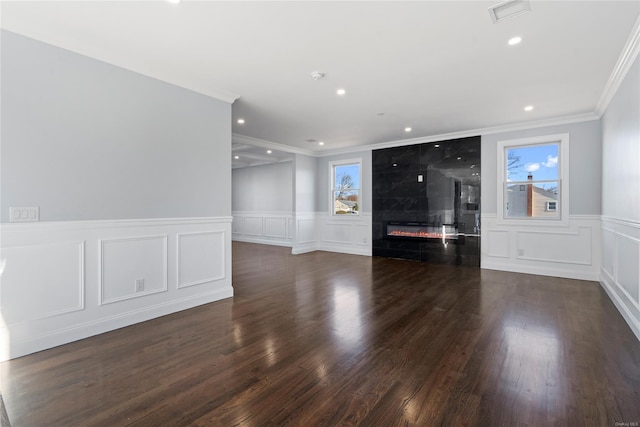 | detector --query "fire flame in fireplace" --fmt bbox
[387,230,445,238]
